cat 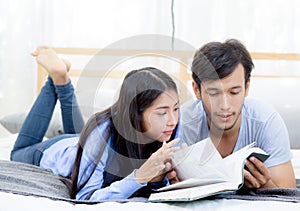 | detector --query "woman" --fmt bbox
[10,47,181,201]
